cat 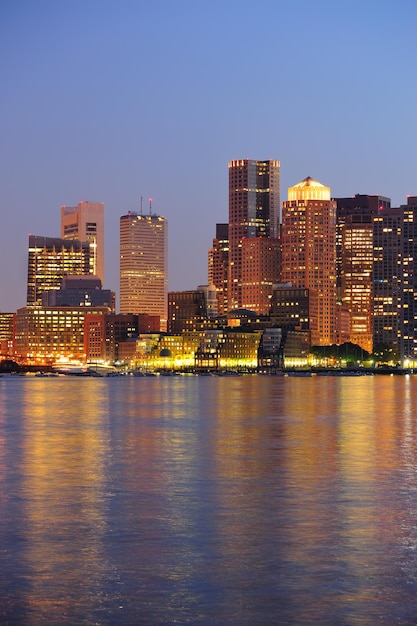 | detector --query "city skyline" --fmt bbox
[1,1,415,312]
